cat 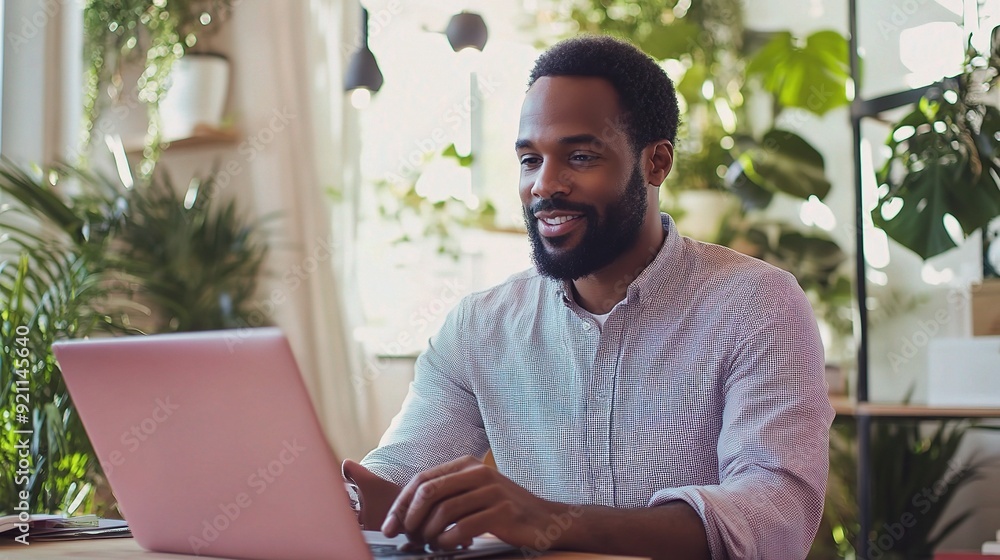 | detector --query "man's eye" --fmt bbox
[571,154,597,162]
[520,156,541,166]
